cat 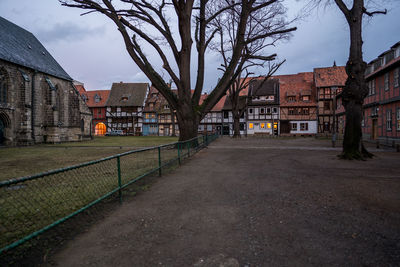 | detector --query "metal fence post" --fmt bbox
[187,141,190,157]
[117,156,122,204]
[158,146,162,176]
